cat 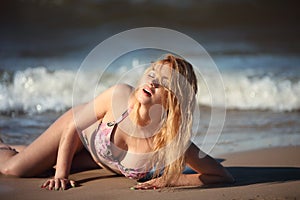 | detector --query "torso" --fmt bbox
[80,85,156,179]
[83,108,153,179]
